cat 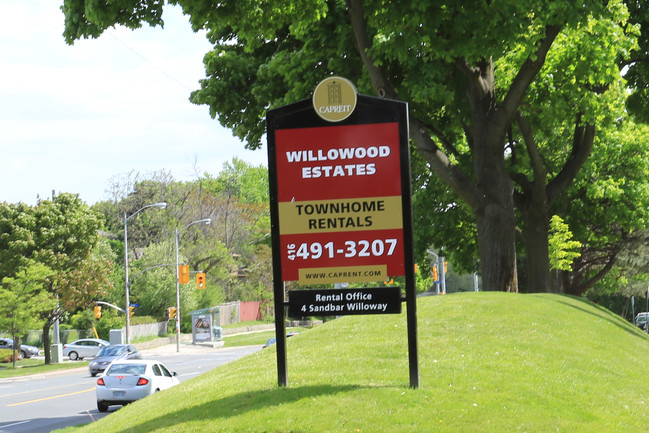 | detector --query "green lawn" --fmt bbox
[222,327,306,347]
[222,320,273,329]
[54,292,649,432]
[222,330,275,347]
[0,359,88,379]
